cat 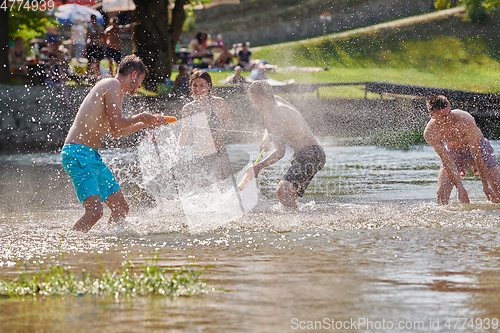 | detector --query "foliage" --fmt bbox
[368,128,426,151]
[133,0,212,90]
[0,258,212,298]
[434,0,500,22]
[8,2,57,42]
